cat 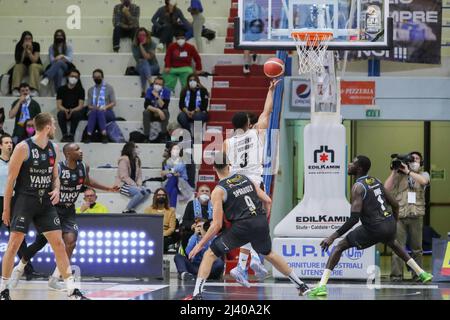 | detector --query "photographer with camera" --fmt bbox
[384,151,430,282]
